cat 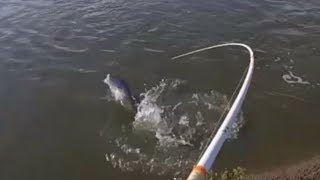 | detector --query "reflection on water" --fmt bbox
[1,0,320,179]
